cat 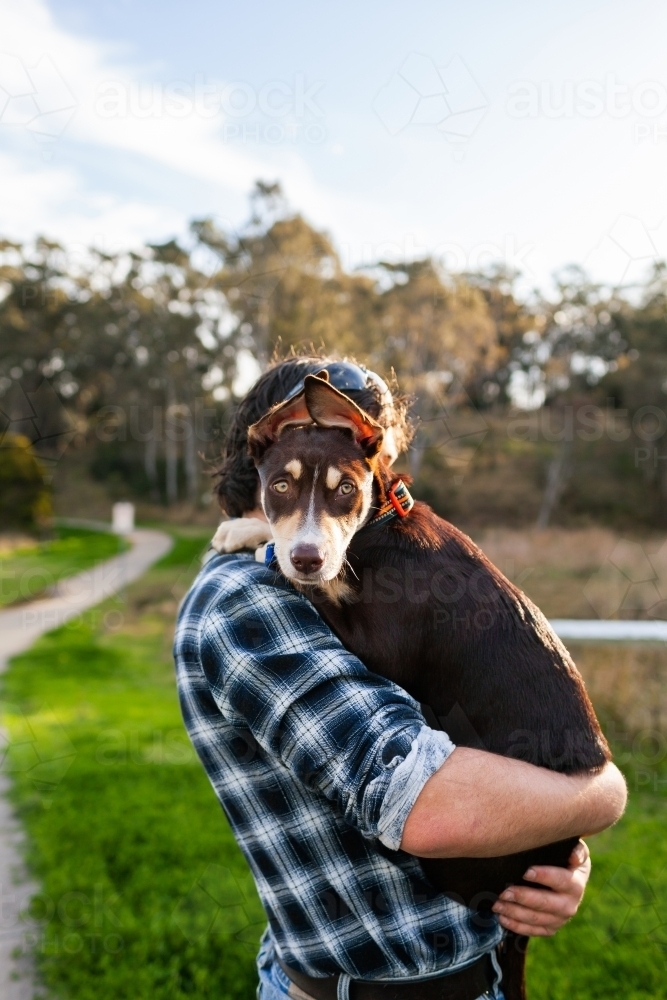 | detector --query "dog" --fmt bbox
[245,371,611,1000]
